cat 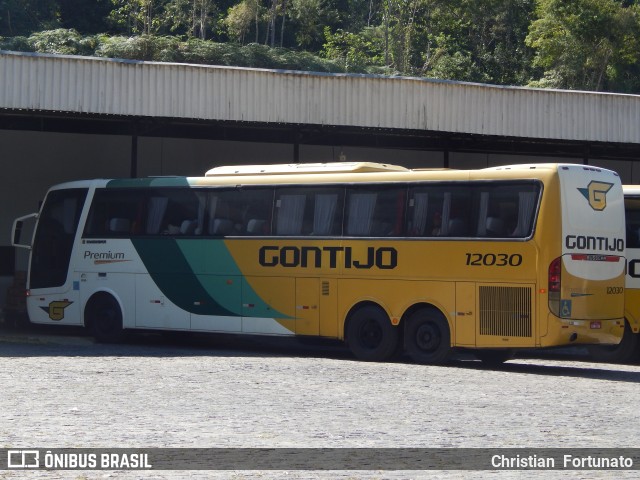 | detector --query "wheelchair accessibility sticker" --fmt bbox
[560,300,572,317]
